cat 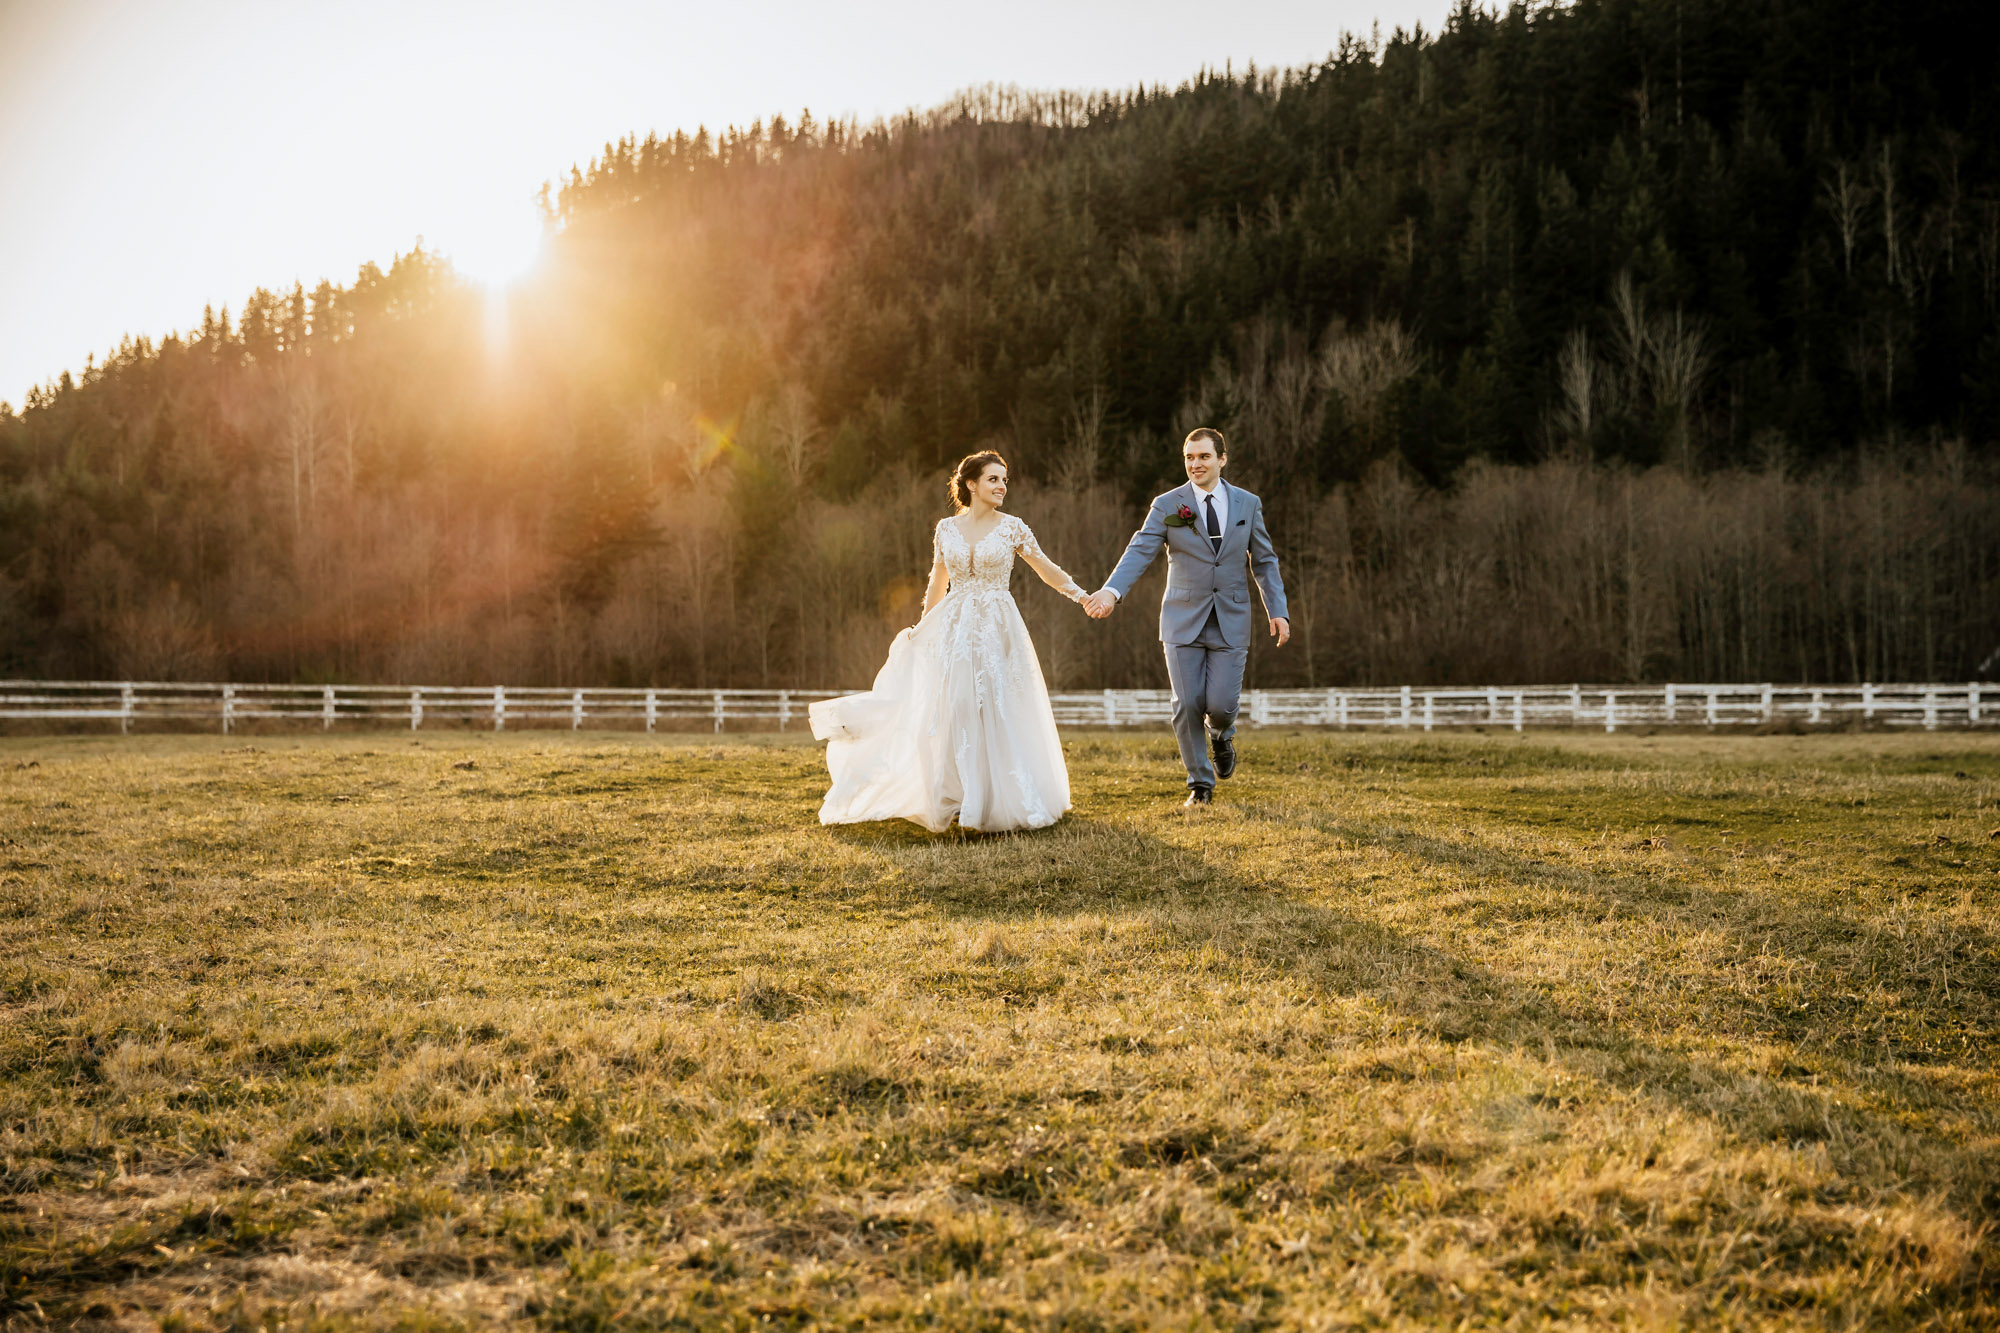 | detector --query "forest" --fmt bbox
[2,0,1997,690]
